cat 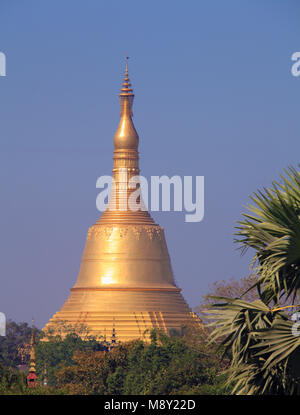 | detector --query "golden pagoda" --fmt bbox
[43,60,199,342]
